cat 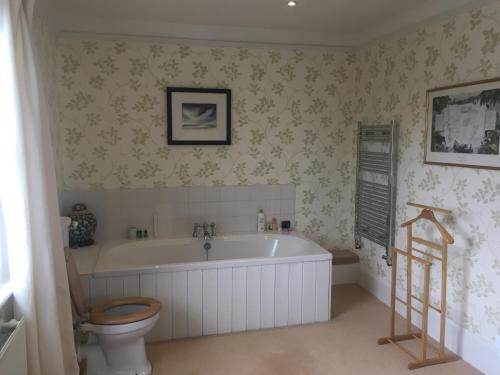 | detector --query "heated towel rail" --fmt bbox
[354,121,398,265]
